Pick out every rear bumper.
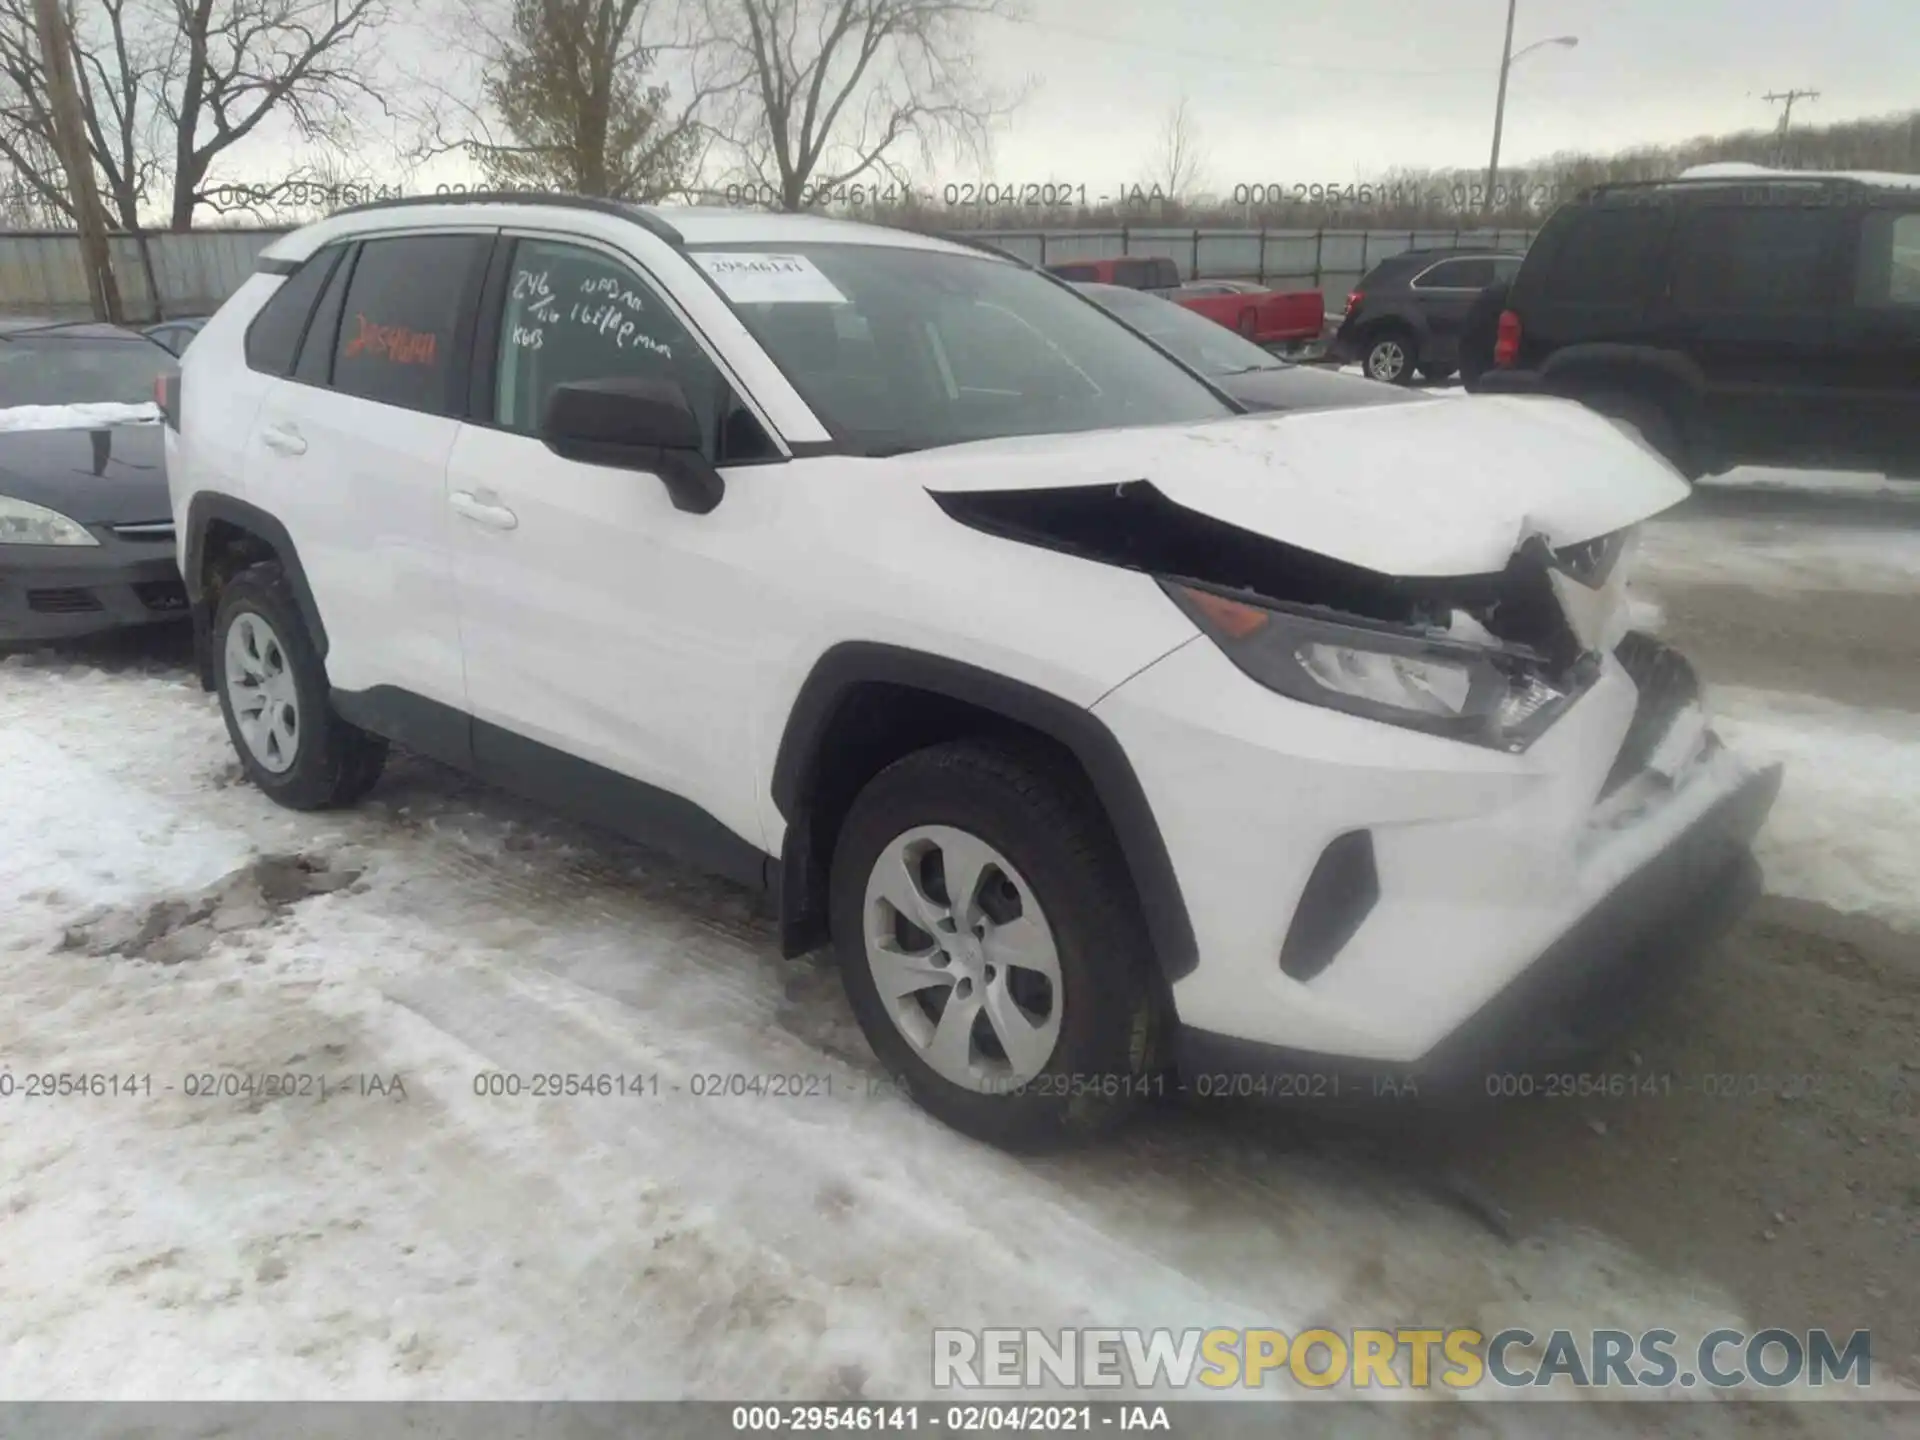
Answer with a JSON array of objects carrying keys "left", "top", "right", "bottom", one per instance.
[
  {"left": 0, "top": 534, "right": 187, "bottom": 643},
  {"left": 1177, "top": 758, "right": 1781, "bottom": 1102}
]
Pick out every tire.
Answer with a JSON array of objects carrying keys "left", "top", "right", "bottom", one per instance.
[
  {"left": 1577, "top": 390, "right": 1700, "bottom": 480},
  {"left": 1418, "top": 363, "right": 1456, "bottom": 383},
  {"left": 212, "top": 561, "right": 388, "bottom": 810},
  {"left": 1362, "top": 329, "right": 1417, "bottom": 385},
  {"left": 829, "top": 739, "right": 1160, "bottom": 1150}
]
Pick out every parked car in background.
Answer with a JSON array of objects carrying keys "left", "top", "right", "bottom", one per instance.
[
  {"left": 0, "top": 320, "right": 186, "bottom": 641},
  {"left": 1164, "top": 281, "right": 1325, "bottom": 351},
  {"left": 1044, "top": 254, "right": 1182, "bottom": 290},
  {"left": 1046, "top": 256, "right": 1325, "bottom": 352},
  {"left": 145, "top": 316, "right": 210, "bottom": 356},
  {"left": 1333, "top": 248, "right": 1525, "bottom": 384},
  {"left": 1476, "top": 166, "right": 1920, "bottom": 479},
  {"left": 1075, "top": 282, "right": 1407, "bottom": 412},
  {"left": 1458, "top": 277, "right": 1513, "bottom": 387}
]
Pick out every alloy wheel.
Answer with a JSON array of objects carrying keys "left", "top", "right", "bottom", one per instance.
[
  {"left": 862, "top": 825, "right": 1064, "bottom": 1092},
  {"left": 1367, "top": 338, "right": 1407, "bottom": 382},
  {"left": 224, "top": 611, "right": 300, "bottom": 773}
]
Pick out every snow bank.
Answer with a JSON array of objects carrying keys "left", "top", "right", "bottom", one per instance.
[
  {"left": 1695, "top": 466, "right": 1920, "bottom": 500},
  {"left": 1710, "top": 686, "right": 1920, "bottom": 933},
  {"left": 0, "top": 400, "right": 162, "bottom": 432},
  {"left": 1638, "top": 516, "right": 1920, "bottom": 594}
]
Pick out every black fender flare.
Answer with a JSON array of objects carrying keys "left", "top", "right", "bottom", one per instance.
[
  {"left": 181, "top": 492, "right": 329, "bottom": 658},
  {"left": 770, "top": 641, "right": 1200, "bottom": 984}
]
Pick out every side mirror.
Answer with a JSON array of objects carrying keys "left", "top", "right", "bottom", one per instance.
[{"left": 541, "top": 377, "right": 725, "bottom": 515}]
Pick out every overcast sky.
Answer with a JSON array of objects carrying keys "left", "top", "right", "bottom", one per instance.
[
  {"left": 228, "top": 0, "right": 1917, "bottom": 204},
  {"left": 961, "top": 0, "right": 1918, "bottom": 188}
]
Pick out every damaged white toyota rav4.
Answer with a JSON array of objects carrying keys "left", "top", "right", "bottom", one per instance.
[{"left": 166, "top": 197, "right": 1781, "bottom": 1148}]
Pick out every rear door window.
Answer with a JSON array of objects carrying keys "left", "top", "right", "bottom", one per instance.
[
  {"left": 1673, "top": 206, "right": 1839, "bottom": 314},
  {"left": 331, "top": 233, "right": 490, "bottom": 415}
]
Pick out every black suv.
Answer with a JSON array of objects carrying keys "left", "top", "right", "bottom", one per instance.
[
  {"left": 1475, "top": 171, "right": 1920, "bottom": 479},
  {"left": 1332, "top": 248, "right": 1524, "bottom": 385}
]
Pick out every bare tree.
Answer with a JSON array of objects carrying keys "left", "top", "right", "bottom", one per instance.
[
  {"left": 466, "top": 0, "right": 700, "bottom": 198},
  {"left": 700, "top": 0, "right": 1022, "bottom": 212},
  {"left": 0, "top": 0, "right": 399, "bottom": 230},
  {"left": 1148, "top": 95, "right": 1204, "bottom": 205}
]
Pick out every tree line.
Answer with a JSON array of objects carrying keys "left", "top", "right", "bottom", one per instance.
[{"left": 0, "top": 0, "right": 1915, "bottom": 234}]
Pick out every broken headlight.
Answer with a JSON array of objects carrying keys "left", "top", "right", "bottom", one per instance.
[{"left": 1162, "top": 580, "right": 1587, "bottom": 751}]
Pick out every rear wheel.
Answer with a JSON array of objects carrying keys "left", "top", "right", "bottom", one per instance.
[
  {"left": 213, "top": 562, "right": 388, "bottom": 810},
  {"left": 829, "top": 740, "right": 1159, "bottom": 1150},
  {"left": 1362, "top": 330, "right": 1417, "bottom": 385},
  {"left": 1237, "top": 308, "right": 1259, "bottom": 338}
]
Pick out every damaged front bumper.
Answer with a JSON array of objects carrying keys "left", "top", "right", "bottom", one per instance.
[
  {"left": 1094, "top": 627, "right": 1782, "bottom": 1092},
  {"left": 1176, "top": 750, "right": 1781, "bottom": 1100}
]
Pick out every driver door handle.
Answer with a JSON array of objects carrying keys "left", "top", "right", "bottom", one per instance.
[{"left": 449, "top": 490, "right": 519, "bottom": 530}]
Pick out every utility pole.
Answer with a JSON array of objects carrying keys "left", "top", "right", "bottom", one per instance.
[
  {"left": 1762, "top": 88, "right": 1820, "bottom": 165},
  {"left": 1484, "top": 0, "right": 1519, "bottom": 215},
  {"left": 30, "top": 0, "right": 123, "bottom": 323}
]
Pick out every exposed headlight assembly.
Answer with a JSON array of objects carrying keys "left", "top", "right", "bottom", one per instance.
[
  {"left": 1162, "top": 579, "right": 1590, "bottom": 751},
  {"left": 0, "top": 495, "right": 99, "bottom": 546}
]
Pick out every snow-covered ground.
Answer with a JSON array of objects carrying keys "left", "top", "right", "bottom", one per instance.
[
  {"left": 2, "top": 492, "right": 1917, "bottom": 1410},
  {"left": 1695, "top": 467, "right": 1920, "bottom": 502},
  {"left": 1707, "top": 688, "right": 1920, "bottom": 933},
  {"left": 0, "top": 655, "right": 1821, "bottom": 1408}
]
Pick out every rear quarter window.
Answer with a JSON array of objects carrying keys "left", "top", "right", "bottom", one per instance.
[
  {"left": 330, "top": 233, "right": 491, "bottom": 415},
  {"left": 1855, "top": 211, "right": 1920, "bottom": 307},
  {"left": 1540, "top": 206, "right": 1670, "bottom": 304},
  {"left": 244, "top": 247, "right": 344, "bottom": 376}
]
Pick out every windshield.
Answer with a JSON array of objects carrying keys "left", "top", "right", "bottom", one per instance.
[
  {"left": 1078, "top": 284, "right": 1287, "bottom": 378},
  {"left": 0, "top": 336, "right": 174, "bottom": 406},
  {"left": 691, "top": 244, "right": 1232, "bottom": 454}
]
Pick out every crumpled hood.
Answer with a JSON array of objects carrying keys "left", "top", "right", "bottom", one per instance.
[{"left": 907, "top": 395, "right": 1690, "bottom": 577}]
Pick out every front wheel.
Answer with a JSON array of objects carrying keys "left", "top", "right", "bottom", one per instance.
[{"left": 829, "top": 740, "right": 1160, "bottom": 1150}]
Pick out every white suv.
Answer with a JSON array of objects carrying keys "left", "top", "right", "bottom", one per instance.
[{"left": 166, "top": 195, "right": 1781, "bottom": 1148}]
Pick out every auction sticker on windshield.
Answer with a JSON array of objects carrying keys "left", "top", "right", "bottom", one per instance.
[{"left": 693, "top": 252, "right": 848, "bottom": 305}]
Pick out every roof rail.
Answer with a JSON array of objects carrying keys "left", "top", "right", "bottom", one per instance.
[
  {"left": 330, "top": 190, "right": 685, "bottom": 246},
  {"left": 1579, "top": 173, "right": 1877, "bottom": 202}
]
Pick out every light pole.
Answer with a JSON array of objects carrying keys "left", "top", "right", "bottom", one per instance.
[{"left": 1484, "top": 2, "right": 1578, "bottom": 215}]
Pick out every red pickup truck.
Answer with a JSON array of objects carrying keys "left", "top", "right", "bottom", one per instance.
[{"left": 1045, "top": 256, "right": 1325, "bottom": 351}]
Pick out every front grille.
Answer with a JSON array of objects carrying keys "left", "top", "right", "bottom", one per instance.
[
  {"left": 133, "top": 578, "right": 189, "bottom": 612},
  {"left": 109, "top": 520, "right": 176, "bottom": 542},
  {"left": 1601, "top": 631, "right": 1701, "bottom": 797},
  {"left": 27, "top": 587, "right": 103, "bottom": 614}
]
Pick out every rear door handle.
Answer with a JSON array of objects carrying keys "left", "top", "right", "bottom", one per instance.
[
  {"left": 449, "top": 490, "right": 519, "bottom": 530},
  {"left": 260, "top": 423, "right": 306, "bottom": 456}
]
